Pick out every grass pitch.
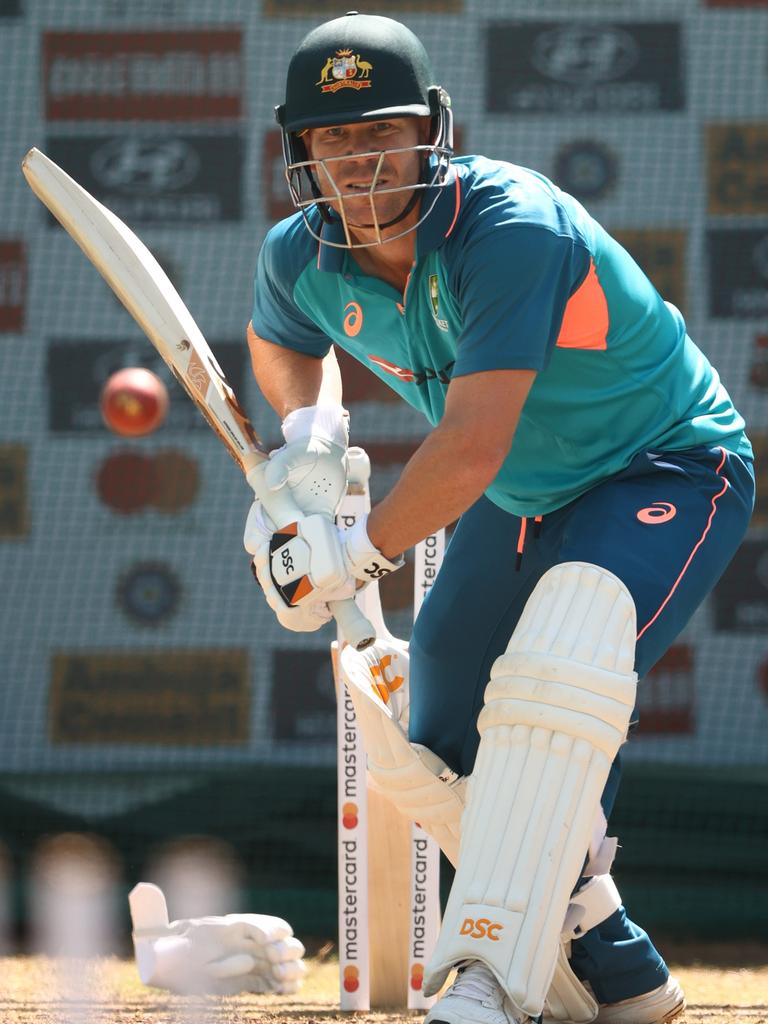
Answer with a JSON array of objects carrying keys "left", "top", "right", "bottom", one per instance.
[{"left": 0, "top": 944, "right": 766, "bottom": 1024}]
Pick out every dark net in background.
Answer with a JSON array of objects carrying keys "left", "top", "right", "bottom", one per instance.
[{"left": 0, "top": 0, "right": 766, "bottom": 946}]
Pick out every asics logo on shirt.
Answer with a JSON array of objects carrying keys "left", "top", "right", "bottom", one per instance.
[
  {"left": 637, "top": 502, "right": 677, "bottom": 524},
  {"left": 343, "top": 301, "right": 363, "bottom": 337},
  {"left": 368, "top": 354, "right": 454, "bottom": 387}
]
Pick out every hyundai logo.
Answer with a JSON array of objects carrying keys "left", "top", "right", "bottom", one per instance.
[
  {"left": 531, "top": 25, "right": 639, "bottom": 84},
  {"left": 90, "top": 138, "right": 200, "bottom": 194}
]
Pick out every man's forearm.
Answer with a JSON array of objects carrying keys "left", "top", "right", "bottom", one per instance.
[
  {"left": 367, "top": 368, "right": 532, "bottom": 558},
  {"left": 247, "top": 323, "right": 342, "bottom": 418},
  {"left": 367, "top": 425, "right": 506, "bottom": 559}
]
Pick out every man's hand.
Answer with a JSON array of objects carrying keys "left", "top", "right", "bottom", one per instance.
[
  {"left": 341, "top": 514, "right": 404, "bottom": 584},
  {"left": 244, "top": 403, "right": 357, "bottom": 632},
  {"left": 129, "top": 883, "right": 307, "bottom": 996},
  {"left": 245, "top": 501, "right": 355, "bottom": 632},
  {"left": 265, "top": 403, "right": 349, "bottom": 518}
]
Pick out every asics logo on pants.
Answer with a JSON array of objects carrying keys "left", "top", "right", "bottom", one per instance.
[{"left": 636, "top": 501, "right": 677, "bottom": 523}]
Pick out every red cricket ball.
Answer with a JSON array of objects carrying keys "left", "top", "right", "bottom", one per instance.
[{"left": 100, "top": 367, "right": 169, "bottom": 437}]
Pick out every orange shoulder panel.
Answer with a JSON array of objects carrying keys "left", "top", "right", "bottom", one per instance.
[{"left": 555, "top": 259, "right": 609, "bottom": 351}]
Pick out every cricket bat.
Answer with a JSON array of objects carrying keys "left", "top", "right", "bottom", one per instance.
[{"left": 21, "top": 146, "right": 374, "bottom": 651}]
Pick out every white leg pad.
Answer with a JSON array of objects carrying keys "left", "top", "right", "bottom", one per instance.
[
  {"left": 423, "top": 563, "right": 638, "bottom": 1019},
  {"left": 546, "top": 946, "right": 598, "bottom": 1024},
  {"left": 339, "top": 639, "right": 467, "bottom": 865},
  {"left": 340, "top": 619, "right": 626, "bottom": 1024}
]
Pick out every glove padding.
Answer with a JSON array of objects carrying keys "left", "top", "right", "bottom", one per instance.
[
  {"left": 245, "top": 501, "right": 355, "bottom": 633},
  {"left": 342, "top": 514, "right": 404, "bottom": 584},
  {"left": 265, "top": 404, "right": 349, "bottom": 518},
  {"left": 129, "top": 883, "right": 307, "bottom": 996}
]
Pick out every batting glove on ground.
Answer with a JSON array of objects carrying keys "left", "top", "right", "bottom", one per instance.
[{"left": 129, "top": 883, "right": 307, "bottom": 996}]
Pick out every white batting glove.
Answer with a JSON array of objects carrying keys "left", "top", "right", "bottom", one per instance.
[
  {"left": 244, "top": 501, "right": 355, "bottom": 633},
  {"left": 264, "top": 403, "right": 350, "bottom": 518},
  {"left": 129, "top": 883, "right": 307, "bottom": 996},
  {"left": 340, "top": 514, "right": 404, "bottom": 585}
]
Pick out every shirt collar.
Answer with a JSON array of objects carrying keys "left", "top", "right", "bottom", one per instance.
[{"left": 315, "top": 161, "right": 461, "bottom": 273}]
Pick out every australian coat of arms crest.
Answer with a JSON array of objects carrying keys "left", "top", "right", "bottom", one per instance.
[{"left": 317, "top": 49, "right": 373, "bottom": 92}]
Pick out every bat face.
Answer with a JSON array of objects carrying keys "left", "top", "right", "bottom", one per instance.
[
  {"left": 21, "top": 147, "right": 269, "bottom": 475},
  {"left": 171, "top": 337, "right": 265, "bottom": 469},
  {"left": 22, "top": 147, "right": 376, "bottom": 652}
]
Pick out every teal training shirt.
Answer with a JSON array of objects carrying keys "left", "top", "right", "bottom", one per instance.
[{"left": 252, "top": 155, "right": 751, "bottom": 517}]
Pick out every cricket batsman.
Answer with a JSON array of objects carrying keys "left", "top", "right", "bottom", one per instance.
[{"left": 241, "top": 12, "right": 755, "bottom": 1024}]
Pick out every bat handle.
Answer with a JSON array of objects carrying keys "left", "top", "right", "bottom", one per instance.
[
  {"left": 247, "top": 465, "right": 376, "bottom": 651},
  {"left": 329, "top": 598, "right": 376, "bottom": 651}
]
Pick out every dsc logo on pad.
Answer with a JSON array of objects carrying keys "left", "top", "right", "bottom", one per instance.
[{"left": 460, "top": 917, "right": 503, "bottom": 941}]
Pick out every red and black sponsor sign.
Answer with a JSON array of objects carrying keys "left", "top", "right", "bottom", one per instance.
[
  {"left": 47, "top": 339, "right": 247, "bottom": 433},
  {"left": 707, "top": 124, "right": 768, "bottom": 216},
  {"left": 43, "top": 29, "right": 243, "bottom": 121},
  {"left": 44, "top": 134, "right": 243, "bottom": 224},
  {"left": 759, "top": 656, "right": 768, "bottom": 702},
  {"left": 264, "top": 130, "right": 295, "bottom": 223},
  {"left": 707, "top": 228, "right": 768, "bottom": 318},
  {"left": 636, "top": 644, "right": 694, "bottom": 735},
  {"left": 713, "top": 539, "right": 768, "bottom": 631},
  {"left": 486, "top": 21, "right": 684, "bottom": 114},
  {"left": 0, "top": 241, "right": 25, "bottom": 332}
]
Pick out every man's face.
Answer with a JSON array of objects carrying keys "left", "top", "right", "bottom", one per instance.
[{"left": 304, "top": 116, "right": 429, "bottom": 236}]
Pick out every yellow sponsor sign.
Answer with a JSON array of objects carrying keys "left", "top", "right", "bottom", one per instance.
[
  {"left": 613, "top": 229, "right": 687, "bottom": 316},
  {"left": 707, "top": 124, "right": 768, "bottom": 215},
  {"left": 50, "top": 649, "right": 249, "bottom": 745}
]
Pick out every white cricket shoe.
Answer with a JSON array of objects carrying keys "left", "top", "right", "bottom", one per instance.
[
  {"left": 594, "top": 976, "right": 686, "bottom": 1024},
  {"left": 424, "top": 961, "right": 533, "bottom": 1024}
]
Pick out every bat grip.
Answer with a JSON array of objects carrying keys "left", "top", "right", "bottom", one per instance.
[
  {"left": 329, "top": 598, "right": 376, "bottom": 652},
  {"left": 247, "top": 465, "right": 376, "bottom": 651}
]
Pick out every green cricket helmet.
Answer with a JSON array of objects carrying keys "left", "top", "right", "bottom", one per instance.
[{"left": 275, "top": 11, "right": 453, "bottom": 247}]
